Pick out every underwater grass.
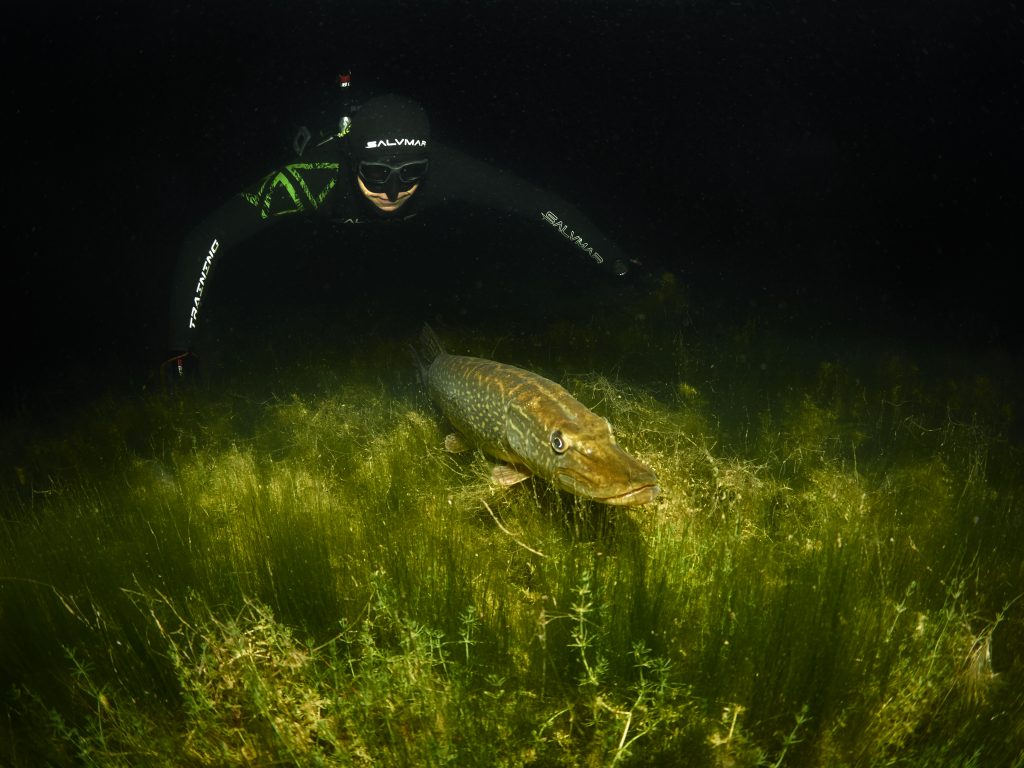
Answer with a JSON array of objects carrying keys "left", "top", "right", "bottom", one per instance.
[{"left": 2, "top": 296, "right": 1023, "bottom": 766}]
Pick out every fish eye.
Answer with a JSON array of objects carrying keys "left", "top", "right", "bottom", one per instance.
[{"left": 550, "top": 429, "right": 567, "bottom": 454}]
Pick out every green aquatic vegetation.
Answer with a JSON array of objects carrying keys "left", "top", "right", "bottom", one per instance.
[{"left": 1, "top": 313, "right": 1022, "bottom": 766}]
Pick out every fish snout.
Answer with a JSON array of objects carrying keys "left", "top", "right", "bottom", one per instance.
[
  {"left": 555, "top": 443, "right": 660, "bottom": 506},
  {"left": 603, "top": 480, "right": 661, "bottom": 506}
]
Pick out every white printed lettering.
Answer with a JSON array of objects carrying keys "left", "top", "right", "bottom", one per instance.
[
  {"left": 540, "top": 210, "right": 604, "bottom": 264},
  {"left": 188, "top": 238, "right": 220, "bottom": 329},
  {"left": 365, "top": 138, "right": 428, "bottom": 150}
]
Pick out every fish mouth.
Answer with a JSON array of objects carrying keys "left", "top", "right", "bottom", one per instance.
[
  {"left": 596, "top": 483, "right": 661, "bottom": 507},
  {"left": 555, "top": 470, "right": 661, "bottom": 506}
]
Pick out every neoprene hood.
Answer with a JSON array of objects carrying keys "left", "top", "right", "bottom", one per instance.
[{"left": 349, "top": 94, "right": 431, "bottom": 162}]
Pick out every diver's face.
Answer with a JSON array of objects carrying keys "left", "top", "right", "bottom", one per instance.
[{"left": 357, "top": 176, "right": 419, "bottom": 213}]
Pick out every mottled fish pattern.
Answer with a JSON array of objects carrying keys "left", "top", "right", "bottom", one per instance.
[{"left": 416, "top": 325, "right": 660, "bottom": 506}]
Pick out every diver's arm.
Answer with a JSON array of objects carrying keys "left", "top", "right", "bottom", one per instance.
[
  {"left": 167, "top": 195, "right": 271, "bottom": 353},
  {"left": 428, "top": 144, "right": 635, "bottom": 276},
  {"left": 167, "top": 154, "right": 344, "bottom": 352}
]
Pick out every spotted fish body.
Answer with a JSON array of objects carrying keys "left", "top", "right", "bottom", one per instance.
[{"left": 417, "top": 325, "right": 660, "bottom": 506}]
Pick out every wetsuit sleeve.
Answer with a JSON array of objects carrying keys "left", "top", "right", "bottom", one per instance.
[
  {"left": 167, "top": 155, "right": 343, "bottom": 352},
  {"left": 427, "top": 144, "right": 634, "bottom": 277},
  {"left": 167, "top": 195, "right": 271, "bottom": 352}
]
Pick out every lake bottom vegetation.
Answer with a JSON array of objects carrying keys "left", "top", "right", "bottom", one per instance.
[{"left": 2, "top": 291, "right": 1022, "bottom": 766}]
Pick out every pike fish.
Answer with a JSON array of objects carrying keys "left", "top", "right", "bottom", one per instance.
[{"left": 415, "top": 325, "right": 660, "bottom": 506}]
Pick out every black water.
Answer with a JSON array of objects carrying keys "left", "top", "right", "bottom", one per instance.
[{"left": 5, "top": 1, "right": 1021, "bottom": 416}]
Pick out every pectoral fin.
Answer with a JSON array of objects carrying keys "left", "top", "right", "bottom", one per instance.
[
  {"left": 491, "top": 464, "right": 533, "bottom": 487},
  {"left": 444, "top": 433, "right": 473, "bottom": 453}
]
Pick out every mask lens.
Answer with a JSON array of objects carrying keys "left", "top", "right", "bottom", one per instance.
[
  {"left": 358, "top": 162, "right": 392, "bottom": 186},
  {"left": 397, "top": 160, "right": 429, "bottom": 183},
  {"left": 358, "top": 159, "right": 429, "bottom": 190}
]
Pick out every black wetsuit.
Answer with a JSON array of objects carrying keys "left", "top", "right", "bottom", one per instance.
[{"left": 168, "top": 131, "right": 633, "bottom": 352}]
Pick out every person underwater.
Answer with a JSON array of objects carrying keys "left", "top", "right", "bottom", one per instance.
[{"left": 164, "top": 91, "right": 647, "bottom": 381}]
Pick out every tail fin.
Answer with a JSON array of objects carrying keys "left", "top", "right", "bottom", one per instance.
[
  {"left": 419, "top": 323, "right": 445, "bottom": 366},
  {"left": 410, "top": 323, "right": 446, "bottom": 384}
]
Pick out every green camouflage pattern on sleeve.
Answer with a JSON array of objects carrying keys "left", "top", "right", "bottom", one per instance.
[{"left": 241, "top": 161, "right": 340, "bottom": 219}]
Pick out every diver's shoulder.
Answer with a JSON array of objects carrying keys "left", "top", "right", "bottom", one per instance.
[
  {"left": 297, "top": 132, "right": 347, "bottom": 164},
  {"left": 429, "top": 141, "right": 504, "bottom": 181}
]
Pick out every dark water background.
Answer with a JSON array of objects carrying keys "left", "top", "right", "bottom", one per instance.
[{"left": 4, "top": 1, "right": 1021, "bottom": 414}]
